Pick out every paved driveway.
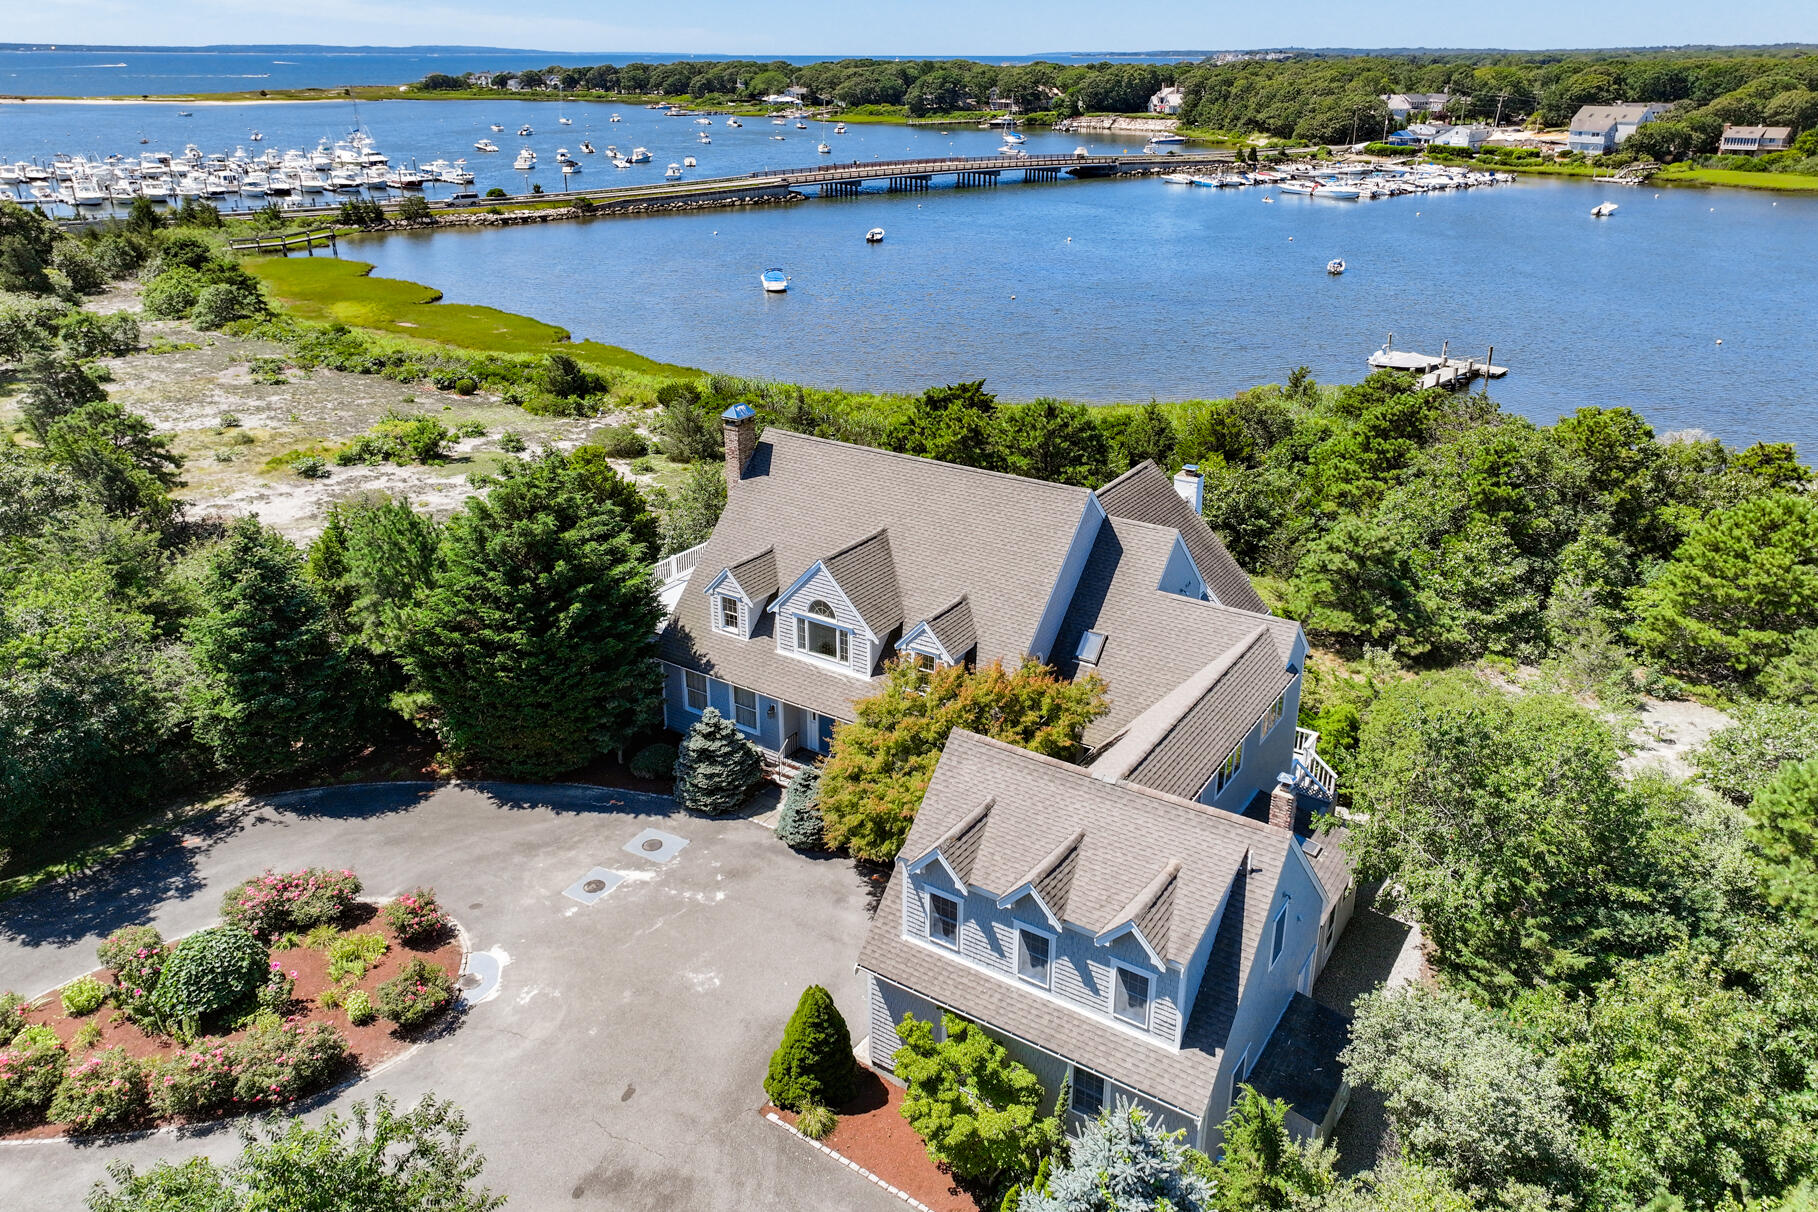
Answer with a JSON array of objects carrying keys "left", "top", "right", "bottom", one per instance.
[{"left": 0, "top": 783, "right": 900, "bottom": 1211}]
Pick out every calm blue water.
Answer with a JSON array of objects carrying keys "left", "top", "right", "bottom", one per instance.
[
  {"left": 4, "top": 98, "right": 1814, "bottom": 453},
  {"left": 0, "top": 46, "right": 1205, "bottom": 97}
]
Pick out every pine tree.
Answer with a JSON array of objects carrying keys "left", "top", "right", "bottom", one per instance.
[
  {"left": 1023, "top": 1101, "right": 1211, "bottom": 1212},
  {"left": 763, "top": 984, "right": 857, "bottom": 1111},
  {"left": 1210, "top": 1087, "right": 1334, "bottom": 1211},
  {"left": 674, "top": 707, "right": 762, "bottom": 816},
  {"left": 400, "top": 450, "right": 662, "bottom": 776},
  {"left": 184, "top": 517, "right": 362, "bottom": 778},
  {"left": 775, "top": 764, "right": 824, "bottom": 850}
]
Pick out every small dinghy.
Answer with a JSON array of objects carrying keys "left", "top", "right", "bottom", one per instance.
[
  {"left": 1591, "top": 201, "right": 1619, "bottom": 217},
  {"left": 1327, "top": 259, "right": 1346, "bottom": 275},
  {"left": 865, "top": 228, "right": 885, "bottom": 244}
]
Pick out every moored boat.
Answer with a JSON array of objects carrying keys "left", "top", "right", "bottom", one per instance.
[
  {"left": 761, "top": 268, "right": 789, "bottom": 293},
  {"left": 865, "top": 227, "right": 885, "bottom": 243}
]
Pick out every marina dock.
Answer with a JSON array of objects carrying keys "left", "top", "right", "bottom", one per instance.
[{"left": 1368, "top": 339, "right": 1508, "bottom": 390}]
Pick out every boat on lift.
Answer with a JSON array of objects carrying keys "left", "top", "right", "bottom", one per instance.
[{"left": 761, "top": 268, "right": 790, "bottom": 293}]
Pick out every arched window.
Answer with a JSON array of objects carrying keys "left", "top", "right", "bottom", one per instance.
[
  {"left": 806, "top": 599, "right": 836, "bottom": 620},
  {"left": 796, "top": 599, "right": 849, "bottom": 664}
]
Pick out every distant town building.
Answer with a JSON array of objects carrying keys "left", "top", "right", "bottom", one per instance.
[
  {"left": 470, "top": 72, "right": 494, "bottom": 89},
  {"left": 1720, "top": 124, "right": 1794, "bottom": 155},
  {"left": 760, "top": 93, "right": 802, "bottom": 106},
  {"left": 1382, "top": 92, "right": 1450, "bottom": 121},
  {"left": 543, "top": 74, "right": 564, "bottom": 90},
  {"left": 1566, "top": 102, "right": 1668, "bottom": 155},
  {"left": 1149, "top": 87, "right": 1185, "bottom": 115},
  {"left": 1431, "top": 124, "right": 1489, "bottom": 150}
]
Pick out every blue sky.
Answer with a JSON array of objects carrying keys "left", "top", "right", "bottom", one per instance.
[{"left": 12, "top": 0, "right": 1818, "bottom": 54}]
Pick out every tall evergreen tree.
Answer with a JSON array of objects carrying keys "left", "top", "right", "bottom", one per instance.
[
  {"left": 763, "top": 984, "right": 857, "bottom": 1111},
  {"left": 184, "top": 517, "right": 361, "bottom": 779},
  {"left": 1209, "top": 1088, "right": 1333, "bottom": 1211},
  {"left": 400, "top": 450, "right": 661, "bottom": 776},
  {"left": 673, "top": 707, "right": 762, "bottom": 816}
]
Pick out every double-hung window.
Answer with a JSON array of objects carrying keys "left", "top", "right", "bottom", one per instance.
[
  {"left": 1264, "top": 692, "right": 1286, "bottom": 736},
  {"left": 1070, "top": 1068, "right": 1105, "bottom": 1116},
  {"left": 1213, "top": 742, "right": 1244, "bottom": 796},
  {"left": 683, "top": 669, "right": 708, "bottom": 712},
  {"left": 717, "top": 595, "right": 741, "bottom": 634},
  {"left": 733, "top": 686, "right": 759, "bottom": 731},
  {"left": 926, "top": 892, "right": 960, "bottom": 949},
  {"left": 796, "top": 600, "right": 850, "bottom": 665},
  {"left": 1113, "top": 965, "right": 1152, "bottom": 1028},
  {"left": 1016, "top": 926, "right": 1051, "bottom": 988}
]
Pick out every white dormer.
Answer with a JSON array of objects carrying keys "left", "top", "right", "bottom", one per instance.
[
  {"left": 700, "top": 547, "right": 777, "bottom": 642},
  {"left": 770, "top": 530, "right": 901, "bottom": 678},
  {"left": 896, "top": 595, "right": 976, "bottom": 670}
]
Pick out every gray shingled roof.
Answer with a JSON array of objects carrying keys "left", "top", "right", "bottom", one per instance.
[
  {"left": 1093, "top": 629, "right": 1296, "bottom": 802},
  {"left": 1248, "top": 993, "right": 1351, "bottom": 1125},
  {"left": 1056, "top": 516, "right": 1301, "bottom": 748},
  {"left": 860, "top": 731, "right": 1299, "bottom": 1114},
  {"left": 657, "top": 430, "right": 1093, "bottom": 720},
  {"left": 1570, "top": 103, "right": 1658, "bottom": 129},
  {"left": 1096, "top": 462, "right": 1265, "bottom": 614},
  {"left": 823, "top": 528, "right": 903, "bottom": 639},
  {"left": 918, "top": 596, "right": 977, "bottom": 661},
  {"left": 722, "top": 547, "right": 778, "bottom": 604}
]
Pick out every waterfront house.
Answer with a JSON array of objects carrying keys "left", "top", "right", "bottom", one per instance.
[
  {"left": 470, "top": 72, "right": 494, "bottom": 89},
  {"left": 1431, "top": 124, "right": 1489, "bottom": 150},
  {"left": 656, "top": 407, "right": 1333, "bottom": 813},
  {"left": 856, "top": 730, "right": 1356, "bottom": 1150},
  {"left": 1149, "top": 87, "right": 1185, "bottom": 115},
  {"left": 1720, "top": 124, "right": 1793, "bottom": 155},
  {"left": 1567, "top": 102, "right": 1668, "bottom": 155},
  {"left": 1381, "top": 92, "right": 1450, "bottom": 121}
]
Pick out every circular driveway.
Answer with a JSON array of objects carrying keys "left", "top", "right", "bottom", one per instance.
[{"left": 0, "top": 782, "right": 899, "bottom": 1211}]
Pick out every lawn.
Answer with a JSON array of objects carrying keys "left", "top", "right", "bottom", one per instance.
[
  {"left": 246, "top": 256, "right": 697, "bottom": 377},
  {"left": 1659, "top": 167, "right": 1818, "bottom": 192}
]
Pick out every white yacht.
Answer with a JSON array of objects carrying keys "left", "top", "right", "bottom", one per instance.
[
  {"left": 628, "top": 147, "right": 651, "bottom": 163},
  {"left": 474, "top": 139, "right": 499, "bottom": 153},
  {"left": 513, "top": 149, "right": 537, "bottom": 171},
  {"left": 665, "top": 162, "right": 683, "bottom": 179}
]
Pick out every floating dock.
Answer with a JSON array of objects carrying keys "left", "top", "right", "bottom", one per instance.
[{"left": 1367, "top": 339, "right": 1507, "bottom": 390}]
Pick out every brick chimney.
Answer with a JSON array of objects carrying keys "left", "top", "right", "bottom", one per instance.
[
  {"left": 721, "top": 402, "right": 757, "bottom": 489},
  {"left": 1172, "top": 463, "right": 1204, "bottom": 514},
  {"left": 1268, "top": 776, "right": 1298, "bottom": 833}
]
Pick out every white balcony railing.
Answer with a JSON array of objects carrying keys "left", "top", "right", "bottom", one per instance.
[
  {"left": 1293, "top": 727, "right": 1338, "bottom": 801},
  {"left": 653, "top": 542, "right": 706, "bottom": 587}
]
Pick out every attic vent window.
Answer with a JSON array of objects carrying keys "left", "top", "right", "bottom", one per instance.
[{"left": 1076, "top": 630, "right": 1107, "bottom": 666}]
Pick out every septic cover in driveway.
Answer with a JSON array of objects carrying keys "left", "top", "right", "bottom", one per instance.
[
  {"left": 623, "top": 828, "right": 688, "bottom": 863},
  {"left": 562, "top": 866, "right": 626, "bottom": 904}
]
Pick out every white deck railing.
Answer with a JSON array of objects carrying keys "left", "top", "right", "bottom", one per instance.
[
  {"left": 1293, "top": 727, "right": 1338, "bottom": 800},
  {"left": 652, "top": 542, "right": 706, "bottom": 586}
]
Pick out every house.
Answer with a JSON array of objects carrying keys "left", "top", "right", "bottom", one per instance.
[
  {"left": 1721, "top": 124, "right": 1793, "bottom": 154},
  {"left": 856, "top": 730, "right": 1356, "bottom": 1152},
  {"left": 1381, "top": 92, "right": 1450, "bottom": 121},
  {"left": 760, "top": 93, "right": 802, "bottom": 106},
  {"left": 1430, "top": 124, "right": 1489, "bottom": 150},
  {"left": 1149, "top": 87, "right": 1185, "bottom": 115},
  {"left": 1567, "top": 102, "right": 1668, "bottom": 155},
  {"left": 655, "top": 408, "right": 1331, "bottom": 814},
  {"left": 470, "top": 72, "right": 494, "bottom": 89}
]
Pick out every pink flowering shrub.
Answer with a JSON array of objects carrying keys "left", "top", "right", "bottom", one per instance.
[
  {"left": 47, "top": 1047, "right": 146, "bottom": 1132},
  {"left": 0, "top": 991, "right": 25, "bottom": 1044},
  {"left": 376, "top": 958, "right": 455, "bottom": 1030},
  {"left": 255, "top": 962, "right": 296, "bottom": 1015},
  {"left": 382, "top": 887, "right": 452, "bottom": 946},
  {"left": 147, "top": 1043, "right": 236, "bottom": 1118},
  {"left": 220, "top": 868, "right": 362, "bottom": 939},
  {"left": 229, "top": 1020, "right": 349, "bottom": 1109},
  {"left": 95, "top": 927, "right": 167, "bottom": 1024},
  {"left": 0, "top": 1027, "right": 67, "bottom": 1122}
]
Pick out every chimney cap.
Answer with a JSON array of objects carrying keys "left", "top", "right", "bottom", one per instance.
[
  {"left": 721, "top": 401, "right": 757, "bottom": 422},
  {"left": 1177, "top": 463, "right": 1200, "bottom": 476}
]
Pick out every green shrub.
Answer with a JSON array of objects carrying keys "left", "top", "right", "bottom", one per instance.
[
  {"left": 318, "top": 979, "right": 357, "bottom": 1011},
  {"left": 221, "top": 868, "right": 363, "bottom": 939},
  {"left": 49, "top": 1047, "right": 146, "bottom": 1131},
  {"left": 629, "top": 743, "right": 678, "bottom": 779},
  {"left": 97, "top": 926, "right": 167, "bottom": 1024},
  {"left": 675, "top": 708, "right": 763, "bottom": 817},
  {"left": 594, "top": 424, "right": 650, "bottom": 458},
  {"left": 141, "top": 265, "right": 203, "bottom": 318},
  {"left": 148, "top": 1044, "right": 236, "bottom": 1118},
  {"left": 256, "top": 963, "right": 296, "bottom": 1015},
  {"left": 229, "top": 1019, "right": 349, "bottom": 1109},
  {"left": 153, "top": 926, "right": 269, "bottom": 1028},
  {"left": 0, "top": 992, "right": 25, "bottom": 1045},
  {"left": 454, "top": 376, "right": 478, "bottom": 395},
  {"left": 797, "top": 1102, "right": 838, "bottom": 1140},
  {"left": 247, "top": 357, "right": 287, "bottom": 385},
  {"left": 776, "top": 765, "right": 825, "bottom": 850},
  {"left": 294, "top": 455, "right": 329, "bottom": 479},
  {"left": 376, "top": 958, "right": 455, "bottom": 1030},
  {"left": 73, "top": 1022, "right": 102, "bottom": 1051},
  {"left": 190, "top": 282, "right": 266, "bottom": 330},
  {"left": 61, "top": 976, "right": 108, "bottom": 1017},
  {"left": 497, "top": 430, "right": 527, "bottom": 453},
  {"left": 383, "top": 889, "right": 451, "bottom": 946},
  {"left": 344, "top": 989, "right": 376, "bottom": 1026},
  {"left": 326, "top": 932, "right": 389, "bottom": 982},
  {"left": 764, "top": 984, "right": 857, "bottom": 1111},
  {"left": 52, "top": 242, "right": 106, "bottom": 294},
  {"left": 0, "top": 1028, "right": 67, "bottom": 1122},
  {"left": 303, "top": 924, "right": 342, "bottom": 949}
]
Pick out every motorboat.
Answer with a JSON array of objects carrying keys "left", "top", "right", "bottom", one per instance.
[
  {"left": 556, "top": 148, "right": 571, "bottom": 160},
  {"left": 1190, "top": 175, "right": 1219, "bottom": 187},
  {"left": 726, "top": 118, "right": 741, "bottom": 127},
  {"left": 563, "top": 163, "right": 581, "bottom": 177},
  {"left": 1147, "top": 133, "right": 1186, "bottom": 145},
  {"left": 817, "top": 142, "right": 831, "bottom": 154},
  {"left": 699, "top": 133, "right": 712, "bottom": 144},
  {"left": 71, "top": 178, "right": 106, "bottom": 206},
  {"left": 865, "top": 227, "right": 885, "bottom": 243},
  {"left": 1591, "top": 201, "right": 1619, "bottom": 217},
  {"left": 771, "top": 134, "right": 786, "bottom": 141},
  {"left": 796, "top": 120, "right": 807, "bottom": 130},
  {"left": 491, "top": 123, "right": 504, "bottom": 131},
  {"left": 760, "top": 268, "right": 790, "bottom": 293},
  {"left": 474, "top": 139, "right": 499, "bottom": 152},
  {"left": 771, "top": 115, "right": 787, "bottom": 125},
  {"left": 518, "top": 125, "right": 533, "bottom": 136},
  {"left": 250, "top": 130, "right": 263, "bottom": 142},
  {"left": 580, "top": 141, "right": 595, "bottom": 154},
  {"left": 1319, "top": 186, "right": 1361, "bottom": 200},
  {"left": 1074, "top": 146, "right": 1090, "bottom": 157},
  {"left": 1277, "top": 180, "right": 1316, "bottom": 194},
  {"left": 559, "top": 116, "right": 573, "bottom": 125},
  {"left": 1327, "top": 259, "right": 1346, "bottom": 275},
  {"left": 628, "top": 147, "right": 651, "bottom": 163},
  {"left": 610, "top": 114, "right": 622, "bottom": 122},
  {"left": 696, "top": 117, "right": 713, "bottom": 125},
  {"left": 513, "top": 149, "right": 536, "bottom": 170},
  {"left": 835, "top": 124, "right": 846, "bottom": 134},
  {"left": 683, "top": 156, "right": 697, "bottom": 167},
  {"left": 241, "top": 171, "right": 268, "bottom": 196},
  {"left": 665, "top": 162, "right": 683, "bottom": 179},
  {"left": 1163, "top": 173, "right": 1194, "bottom": 184}
]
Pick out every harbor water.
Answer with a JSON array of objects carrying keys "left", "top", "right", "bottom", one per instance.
[{"left": 5, "top": 98, "right": 1816, "bottom": 452}]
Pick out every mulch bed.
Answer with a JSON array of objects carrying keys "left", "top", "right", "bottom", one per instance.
[
  {"left": 766, "top": 1068, "right": 982, "bottom": 1212},
  {"left": 4, "top": 902, "right": 464, "bottom": 1140}
]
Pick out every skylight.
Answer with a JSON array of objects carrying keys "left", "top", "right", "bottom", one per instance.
[{"left": 1076, "top": 630, "right": 1106, "bottom": 665}]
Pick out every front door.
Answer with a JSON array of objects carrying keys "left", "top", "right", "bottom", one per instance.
[{"left": 813, "top": 712, "right": 836, "bottom": 753}]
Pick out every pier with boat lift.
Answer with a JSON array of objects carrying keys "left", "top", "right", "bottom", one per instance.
[{"left": 1368, "top": 337, "right": 1509, "bottom": 390}]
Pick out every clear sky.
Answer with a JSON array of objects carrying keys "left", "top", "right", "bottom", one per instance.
[{"left": 10, "top": 0, "right": 1817, "bottom": 56}]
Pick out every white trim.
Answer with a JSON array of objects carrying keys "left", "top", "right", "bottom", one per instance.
[
  {"left": 715, "top": 593, "right": 744, "bottom": 636},
  {"left": 995, "top": 884, "right": 1062, "bottom": 930},
  {"left": 895, "top": 619, "right": 957, "bottom": 666},
  {"left": 794, "top": 611, "right": 853, "bottom": 667},
  {"left": 1013, "top": 919, "right": 1055, "bottom": 990},
  {"left": 768, "top": 559, "right": 880, "bottom": 642},
  {"left": 1093, "top": 919, "right": 1166, "bottom": 970},
  {"left": 700, "top": 567, "right": 749, "bottom": 601},
  {"left": 924, "top": 889, "right": 962, "bottom": 951},
  {"left": 905, "top": 850, "right": 969, "bottom": 897},
  {"left": 732, "top": 685, "right": 760, "bottom": 733},
  {"left": 681, "top": 668, "right": 709, "bottom": 713},
  {"left": 1207, "top": 739, "right": 1245, "bottom": 799},
  {"left": 1268, "top": 901, "right": 1289, "bottom": 967},
  {"left": 1108, "top": 958, "right": 1155, "bottom": 1030},
  {"left": 1263, "top": 690, "right": 1287, "bottom": 738}
]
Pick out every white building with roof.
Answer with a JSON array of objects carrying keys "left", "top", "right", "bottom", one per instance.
[{"left": 1567, "top": 102, "right": 1668, "bottom": 155}]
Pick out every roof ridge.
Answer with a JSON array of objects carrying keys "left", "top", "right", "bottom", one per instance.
[
  {"left": 1086, "top": 626, "right": 1271, "bottom": 780},
  {"left": 1104, "top": 859, "right": 1182, "bottom": 938},
  {"left": 1095, "top": 459, "right": 1161, "bottom": 497},
  {"left": 762, "top": 428, "right": 1093, "bottom": 501},
  {"left": 823, "top": 526, "right": 891, "bottom": 563}
]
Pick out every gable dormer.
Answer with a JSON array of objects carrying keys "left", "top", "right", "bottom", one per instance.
[
  {"left": 701, "top": 547, "right": 777, "bottom": 641},
  {"left": 897, "top": 595, "right": 976, "bottom": 670},
  {"left": 771, "top": 529, "right": 902, "bottom": 676}
]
